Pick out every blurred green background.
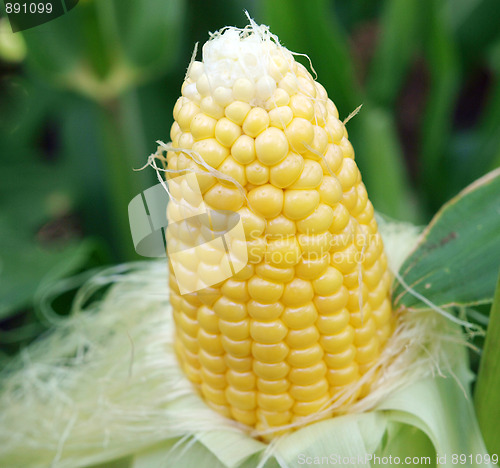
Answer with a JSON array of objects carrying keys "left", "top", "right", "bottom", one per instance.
[{"left": 1, "top": 0, "right": 499, "bottom": 359}]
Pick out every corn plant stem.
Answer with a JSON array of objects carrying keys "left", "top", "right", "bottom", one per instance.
[
  {"left": 94, "top": 0, "right": 122, "bottom": 55},
  {"left": 367, "top": 0, "right": 420, "bottom": 108},
  {"left": 419, "top": 0, "right": 461, "bottom": 212},
  {"left": 98, "top": 92, "right": 150, "bottom": 262},
  {"left": 352, "top": 0, "right": 421, "bottom": 221},
  {"left": 459, "top": 77, "right": 500, "bottom": 187},
  {"left": 353, "top": 0, "right": 421, "bottom": 221},
  {"left": 355, "top": 109, "right": 418, "bottom": 222},
  {"left": 479, "top": 77, "right": 500, "bottom": 172},
  {"left": 86, "top": 0, "right": 151, "bottom": 261},
  {"left": 474, "top": 271, "right": 500, "bottom": 456},
  {"left": 490, "top": 148, "right": 500, "bottom": 173}
]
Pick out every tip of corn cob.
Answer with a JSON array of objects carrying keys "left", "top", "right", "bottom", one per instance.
[{"left": 183, "top": 20, "right": 307, "bottom": 109}]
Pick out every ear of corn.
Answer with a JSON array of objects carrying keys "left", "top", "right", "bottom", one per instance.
[{"left": 165, "top": 22, "right": 394, "bottom": 437}]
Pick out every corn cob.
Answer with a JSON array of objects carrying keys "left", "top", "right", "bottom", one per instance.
[{"left": 165, "top": 22, "right": 393, "bottom": 436}]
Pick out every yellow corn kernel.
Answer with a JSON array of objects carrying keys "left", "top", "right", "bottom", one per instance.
[
  {"left": 252, "top": 341, "right": 289, "bottom": 363},
  {"left": 257, "top": 378, "right": 289, "bottom": 394},
  {"left": 168, "top": 23, "right": 394, "bottom": 439},
  {"left": 219, "top": 318, "right": 250, "bottom": 341},
  {"left": 281, "top": 278, "right": 314, "bottom": 307},
  {"left": 247, "top": 276, "right": 284, "bottom": 303},
  {"left": 316, "top": 308, "right": 350, "bottom": 335},
  {"left": 289, "top": 160, "right": 323, "bottom": 189},
  {"left": 257, "top": 392, "right": 294, "bottom": 412},
  {"left": 285, "top": 117, "right": 314, "bottom": 153},
  {"left": 320, "top": 144, "right": 343, "bottom": 174},
  {"left": 191, "top": 138, "right": 228, "bottom": 168},
  {"left": 225, "top": 100, "right": 251, "bottom": 125},
  {"left": 257, "top": 409, "right": 291, "bottom": 426},
  {"left": 176, "top": 101, "right": 200, "bottom": 131},
  {"left": 293, "top": 395, "right": 330, "bottom": 417},
  {"left": 232, "top": 407, "right": 257, "bottom": 426},
  {"left": 203, "top": 183, "right": 244, "bottom": 211},
  {"left": 226, "top": 386, "right": 257, "bottom": 410},
  {"left": 265, "top": 236, "right": 301, "bottom": 268},
  {"left": 253, "top": 360, "right": 290, "bottom": 380},
  {"left": 250, "top": 319, "right": 288, "bottom": 344},
  {"left": 255, "top": 127, "right": 289, "bottom": 166},
  {"left": 227, "top": 369, "right": 256, "bottom": 390},
  {"left": 233, "top": 78, "right": 256, "bottom": 103},
  {"left": 289, "top": 361, "right": 327, "bottom": 385},
  {"left": 303, "top": 126, "right": 329, "bottom": 161},
  {"left": 215, "top": 117, "right": 242, "bottom": 147},
  {"left": 200, "top": 367, "right": 226, "bottom": 389},
  {"left": 290, "top": 379, "right": 329, "bottom": 402},
  {"left": 286, "top": 326, "right": 320, "bottom": 349},
  {"left": 324, "top": 345, "right": 356, "bottom": 369},
  {"left": 265, "top": 214, "right": 296, "bottom": 238},
  {"left": 221, "top": 336, "right": 252, "bottom": 357},
  {"left": 190, "top": 113, "right": 217, "bottom": 141},
  {"left": 269, "top": 106, "right": 294, "bottom": 129},
  {"left": 243, "top": 107, "right": 270, "bottom": 138},
  {"left": 247, "top": 300, "right": 283, "bottom": 320},
  {"left": 200, "top": 96, "right": 224, "bottom": 119},
  {"left": 255, "top": 263, "right": 295, "bottom": 283},
  {"left": 289, "top": 94, "right": 314, "bottom": 121},
  {"left": 245, "top": 160, "right": 269, "bottom": 186},
  {"left": 318, "top": 176, "right": 343, "bottom": 206},
  {"left": 231, "top": 134, "right": 256, "bottom": 164},
  {"left": 283, "top": 189, "right": 320, "bottom": 220},
  {"left": 282, "top": 302, "right": 317, "bottom": 329},
  {"left": 269, "top": 152, "right": 304, "bottom": 188},
  {"left": 287, "top": 343, "right": 323, "bottom": 367},
  {"left": 225, "top": 354, "right": 252, "bottom": 372},
  {"left": 265, "top": 88, "right": 290, "bottom": 109}
]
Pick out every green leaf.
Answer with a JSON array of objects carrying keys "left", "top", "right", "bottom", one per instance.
[
  {"left": 367, "top": 0, "right": 421, "bottom": 107},
  {"left": 22, "top": 5, "right": 83, "bottom": 77},
  {"left": 196, "top": 430, "right": 265, "bottom": 468},
  {"left": 114, "top": 0, "right": 186, "bottom": 74},
  {"left": 238, "top": 454, "right": 280, "bottom": 468},
  {"left": 353, "top": 108, "right": 417, "bottom": 222},
  {"left": 88, "top": 456, "right": 133, "bottom": 468},
  {"left": 0, "top": 157, "right": 97, "bottom": 320},
  {"left": 0, "top": 228, "right": 96, "bottom": 320},
  {"left": 451, "top": 0, "right": 500, "bottom": 66},
  {"left": 377, "top": 422, "right": 436, "bottom": 466},
  {"left": 274, "top": 412, "right": 387, "bottom": 467},
  {"left": 456, "top": 43, "right": 500, "bottom": 184},
  {"left": 394, "top": 168, "right": 500, "bottom": 310},
  {"left": 376, "top": 350, "right": 487, "bottom": 465},
  {"left": 133, "top": 439, "right": 228, "bottom": 468},
  {"left": 419, "top": 0, "right": 461, "bottom": 210},
  {"left": 475, "top": 271, "right": 500, "bottom": 456}
]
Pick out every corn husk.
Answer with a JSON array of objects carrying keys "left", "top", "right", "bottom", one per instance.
[{"left": 0, "top": 217, "right": 492, "bottom": 468}]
